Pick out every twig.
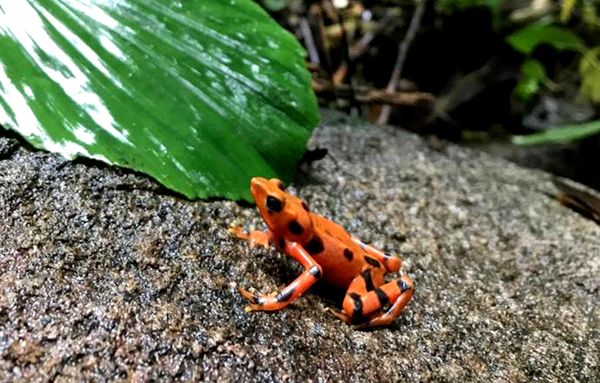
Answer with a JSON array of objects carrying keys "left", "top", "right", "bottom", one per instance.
[
  {"left": 312, "top": 78, "right": 436, "bottom": 108},
  {"left": 326, "top": 0, "right": 358, "bottom": 113},
  {"left": 334, "top": 11, "right": 396, "bottom": 84},
  {"left": 299, "top": 16, "right": 321, "bottom": 65},
  {"left": 376, "top": 0, "right": 427, "bottom": 125},
  {"left": 350, "top": 10, "right": 397, "bottom": 60},
  {"left": 308, "top": 4, "right": 333, "bottom": 79}
]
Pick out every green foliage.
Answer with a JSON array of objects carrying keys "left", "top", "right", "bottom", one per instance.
[
  {"left": 434, "top": 0, "right": 600, "bottom": 143},
  {"left": 505, "top": 21, "right": 585, "bottom": 54},
  {"left": 0, "top": 1, "right": 319, "bottom": 201},
  {"left": 436, "top": 0, "right": 501, "bottom": 26},
  {"left": 437, "top": 0, "right": 496, "bottom": 11},
  {"left": 514, "top": 59, "right": 549, "bottom": 102},
  {"left": 512, "top": 120, "right": 600, "bottom": 145},
  {"left": 506, "top": 20, "right": 593, "bottom": 109},
  {"left": 560, "top": 0, "right": 578, "bottom": 23},
  {"left": 261, "top": 0, "right": 288, "bottom": 12},
  {"left": 582, "top": 3, "right": 600, "bottom": 32},
  {"left": 580, "top": 47, "right": 600, "bottom": 104}
]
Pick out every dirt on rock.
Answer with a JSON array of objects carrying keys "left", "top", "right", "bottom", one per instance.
[{"left": 0, "top": 111, "right": 598, "bottom": 382}]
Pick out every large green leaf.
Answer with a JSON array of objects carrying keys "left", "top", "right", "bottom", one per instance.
[{"left": 0, "top": 1, "right": 319, "bottom": 201}]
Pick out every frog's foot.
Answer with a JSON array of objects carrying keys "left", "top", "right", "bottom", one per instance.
[
  {"left": 239, "top": 286, "right": 300, "bottom": 312},
  {"left": 340, "top": 272, "right": 414, "bottom": 328},
  {"left": 352, "top": 275, "right": 415, "bottom": 329},
  {"left": 229, "top": 225, "right": 248, "bottom": 240},
  {"left": 324, "top": 307, "right": 352, "bottom": 324},
  {"left": 229, "top": 225, "right": 272, "bottom": 248},
  {"left": 238, "top": 288, "right": 279, "bottom": 312}
]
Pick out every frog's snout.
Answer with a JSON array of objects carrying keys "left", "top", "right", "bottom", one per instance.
[{"left": 250, "top": 177, "right": 268, "bottom": 198}]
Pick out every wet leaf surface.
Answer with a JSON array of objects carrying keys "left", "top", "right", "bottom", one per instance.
[{"left": 0, "top": 0, "right": 319, "bottom": 200}]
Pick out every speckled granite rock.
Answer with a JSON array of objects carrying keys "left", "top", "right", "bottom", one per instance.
[{"left": 0, "top": 111, "right": 598, "bottom": 382}]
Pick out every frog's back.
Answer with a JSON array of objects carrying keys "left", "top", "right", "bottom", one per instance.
[{"left": 307, "top": 215, "right": 368, "bottom": 288}]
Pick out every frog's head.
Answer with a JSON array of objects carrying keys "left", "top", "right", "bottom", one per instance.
[{"left": 251, "top": 177, "right": 313, "bottom": 241}]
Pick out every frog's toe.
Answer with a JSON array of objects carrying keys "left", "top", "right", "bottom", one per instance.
[
  {"left": 238, "top": 287, "right": 262, "bottom": 304},
  {"left": 325, "top": 307, "right": 352, "bottom": 324},
  {"left": 229, "top": 225, "right": 248, "bottom": 240},
  {"left": 244, "top": 304, "right": 261, "bottom": 312}
]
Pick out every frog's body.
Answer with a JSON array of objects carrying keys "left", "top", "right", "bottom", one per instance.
[{"left": 230, "top": 177, "right": 414, "bottom": 328}]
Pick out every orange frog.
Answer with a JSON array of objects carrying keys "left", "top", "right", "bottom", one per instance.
[{"left": 230, "top": 177, "right": 414, "bottom": 328}]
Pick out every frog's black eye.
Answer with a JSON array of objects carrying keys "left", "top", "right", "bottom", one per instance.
[{"left": 266, "top": 196, "right": 283, "bottom": 212}]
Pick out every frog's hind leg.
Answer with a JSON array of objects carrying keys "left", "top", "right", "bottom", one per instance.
[
  {"left": 354, "top": 274, "right": 414, "bottom": 329},
  {"left": 336, "top": 268, "right": 414, "bottom": 328},
  {"left": 350, "top": 237, "right": 401, "bottom": 273},
  {"left": 328, "top": 267, "right": 385, "bottom": 324}
]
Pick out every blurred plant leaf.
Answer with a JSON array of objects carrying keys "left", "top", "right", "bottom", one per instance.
[
  {"left": 512, "top": 120, "right": 600, "bottom": 145},
  {"left": 437, "top": 0, "right": 492, "bottom": 11},
  {"left": 582, "top": 4, "right": 600, "bottom": 32},
  {"left": 261, "top": 0, "right": 288, "bottom": 12},
  {"left": 0, "top": 1, "right": 319, "bottom": 201},
  {"left": 506, "top": 22, "right": 585, "bottom": 54},
  {"left": 486, "top": 0, "right": 502, "bottom": 30},
  {"left": 436, "top": 0, "right": 501, "bottom": 27},
  {"left": 514, "top": 59, "right": 547, "bottom": 102},
  {"left": 560, "top": 0, "right": 578, "bottom": 23},
  {"left": 580, "top": 47, "right": 600, "bottom": 104}
]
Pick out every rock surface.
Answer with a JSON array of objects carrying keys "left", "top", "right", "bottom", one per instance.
[{"left": 0, "top": 111, "right": 598, "bottom": 382}]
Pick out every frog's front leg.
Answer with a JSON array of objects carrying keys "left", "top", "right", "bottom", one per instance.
[
  {"left": 239, "top": 241, "right": 322, "bottom": 312},
  {"left": 229, "top": 225, "right": 273, "bottom": 248}
]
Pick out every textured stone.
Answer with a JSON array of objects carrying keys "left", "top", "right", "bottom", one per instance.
[{"left": 0, "top": 111, "right": 598, "bottom": 382}]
